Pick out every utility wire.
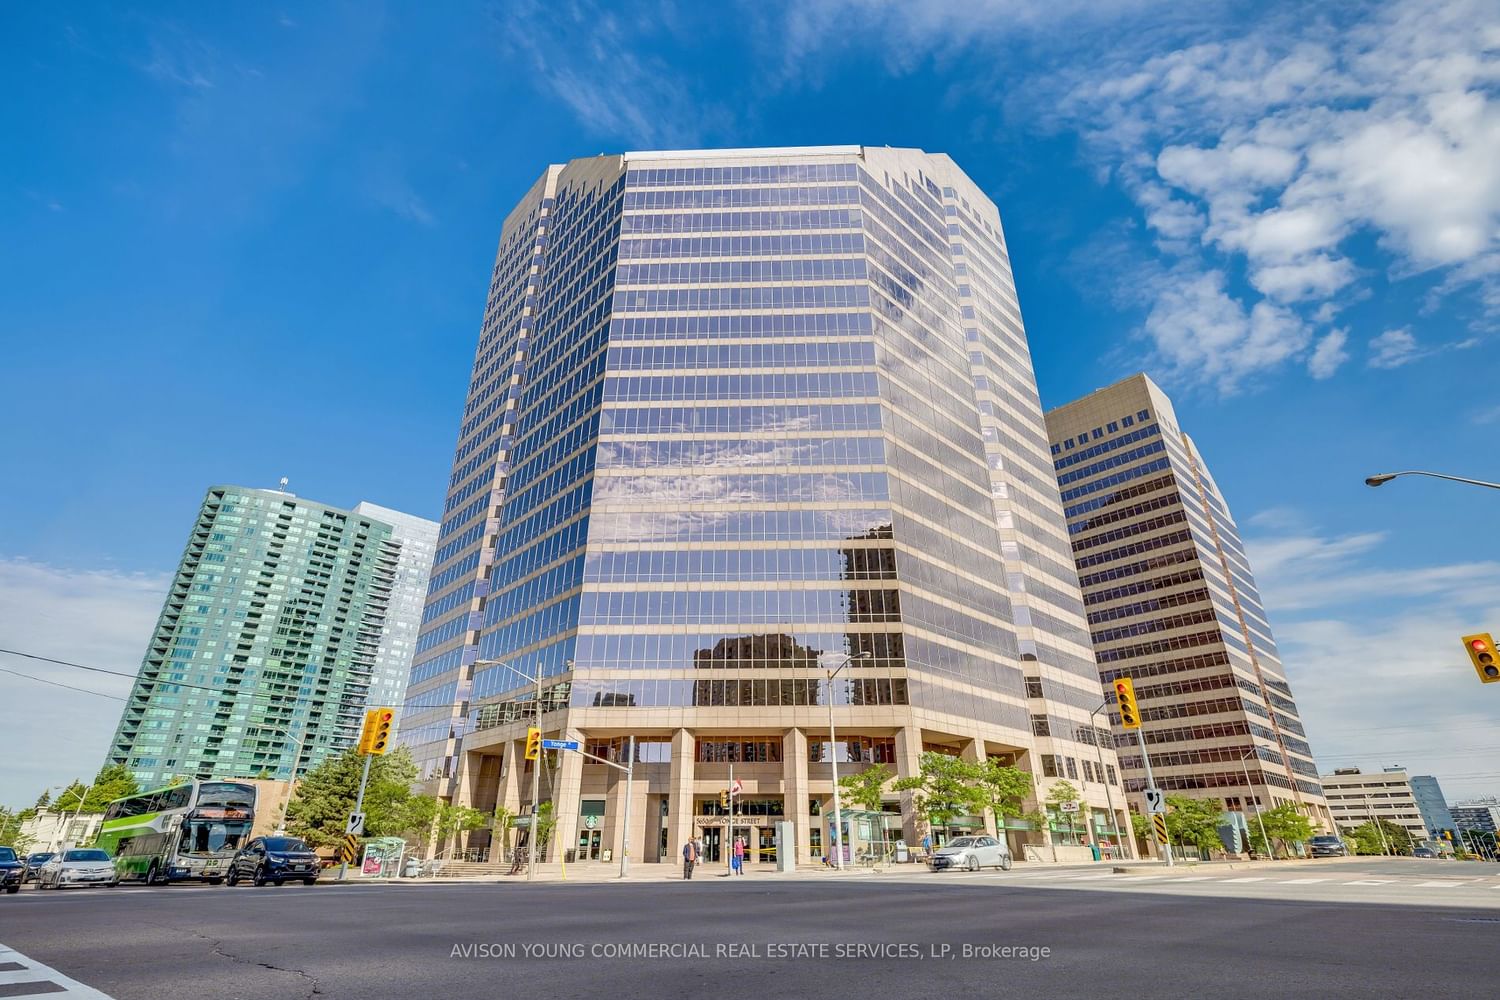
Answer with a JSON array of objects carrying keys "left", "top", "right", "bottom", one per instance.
[{"left": 0, "top": 666, "right": 126, "bottom": 701}]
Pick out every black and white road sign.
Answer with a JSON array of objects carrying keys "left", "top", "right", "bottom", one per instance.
[
  {"left": 346, "top": 812, "right": 366, "bottom": 836},
  {"left": 1144, "top": 788, "right": 1166, "bottom": 814}
]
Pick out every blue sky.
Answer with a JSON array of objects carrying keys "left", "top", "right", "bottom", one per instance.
[{"left": 2, "top": 0, "right": 1497, "bottom": 808}]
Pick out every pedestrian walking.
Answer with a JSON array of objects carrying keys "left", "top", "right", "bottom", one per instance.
[
  {"left": 732, "top": 835, "right": 745, "bottom": 875},
  {"left": 682, "top": 837, "right": 698, "bottom": 879}
]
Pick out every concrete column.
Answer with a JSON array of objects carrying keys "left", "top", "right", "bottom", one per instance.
[
  {"left": 894, "top": 725, "right": 924, "bottom": 847},
  {"left": 961, "top": 735, "right": 997, "bottom": 837},
  {"left": 667, "top": 728, "right": 696, "bottom": 861},
  {"left": 782, "top": 728, "right": 810, "bottom": 863},
  {"left": 550, "top": 727, "right": 586, "bottom": 863},
  {"left": 494, "top": 739, "right": 524, "bottom": 861}
]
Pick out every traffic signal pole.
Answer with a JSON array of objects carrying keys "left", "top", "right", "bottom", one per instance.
[
  {"left": 1135, "top": 727, "right": 1172, "bottom": 866},
  {"left": 338, "top": 753, "right": 373, "bottom": 882}
]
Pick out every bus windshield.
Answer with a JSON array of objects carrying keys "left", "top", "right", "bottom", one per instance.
[{"left": 178, "top": 818, "right": 252, "bottom": 857}]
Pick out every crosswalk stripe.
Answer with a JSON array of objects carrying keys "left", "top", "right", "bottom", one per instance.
[{"left": 0, "top": 943, "right": 116, "bottom": 998}]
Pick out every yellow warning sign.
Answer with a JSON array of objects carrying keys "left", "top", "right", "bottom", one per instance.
[
  {"left": 338, "top": 833, "right": 360, "bottom": 864},
  {"left": 1152, "top": 814, "right": 1169, "bottom": 845}
]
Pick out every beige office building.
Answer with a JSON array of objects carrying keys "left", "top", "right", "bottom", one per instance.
[
  {"left": 1046, "top": 375, "right": 1331, "bottom": 831},
  {"left": 1322, "top": 768, "right": 1428, "bottom": 843},
  {"left": 404, "top": 146, "right": 1129, "bottom": 867}
]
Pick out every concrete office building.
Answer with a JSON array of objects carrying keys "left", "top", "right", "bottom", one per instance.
[
  {"left": 1045, "top": 375, "right": 1331, "bottom": 829},
  {"left": 1409, "top": 774, "right": 1458, "bottom": 844},
  {"left": 1450, "top": 803, "right": 1500, "bottom": 834},
  {"left": 1321, "top": 767, "right": 1428, "bottom": 843},
  {"left": 402, "top": 145, "right": 1129, "bottom": 867},
  {"left": 107, "top": 486, "right": 429, "bottom": 787},
  {"left": 351, "top": 501, "right": 439, "bottom": 731}
]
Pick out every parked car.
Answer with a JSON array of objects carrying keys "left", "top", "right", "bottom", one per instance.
[
  {"left": 1413, "top": 846, "right": 1438, "bottom": 859},
  {"left": 1308, "top": 835, "right": 1348, "bottom": 857},
  {"left": 226, "top": 836, "right": 321, "bottom": 887},
  {"left": 36, "top": 849, "right": 118, "bottom": 889},
  {"left": 929, "top": 835, "right": 1013, "bottom": 872},
  {"left": 22, "top": 852, "right": 55, "bottom": 883},
  {"left": 0, "top": 847, "right": 22, "bottom": 894}
]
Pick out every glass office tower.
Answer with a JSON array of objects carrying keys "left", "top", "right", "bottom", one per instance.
[
  {"left": 107, "top": 486, "right": 416, "bottom": 787},
  {"left": 1046, "top": 375, "right": 1331, "bottom": 830},
  {"left": 351, "top": 501, "right": 438, "bottom": 734},
  {"left": 409, "top": 147, "right": 1126, "bottom": 865}
]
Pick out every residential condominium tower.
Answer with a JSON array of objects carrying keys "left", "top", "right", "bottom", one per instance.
[
  {"left": 107, "top": 485, "right": 428, "bottom": 788},
  {"left": 404, "top": 146, "right": 1128, "bottom": 867},
  {"left": 1046, "top": 374, "right": 1331, "bottom": 830},
  {"left": 351, "top": 501, "right": 439, "bottom": 733}
]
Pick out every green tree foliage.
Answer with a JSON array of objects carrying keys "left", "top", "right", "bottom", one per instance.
[
  {"left": 1248, "top": 803, "right": 1317, "bottom": 858},
  {"left": 1165, "top": 795, "right": 1226, "bottom": 852},
  {"left": 84, "top": 764, "right": 141, "bottom": 812},
  {"left": 1346, "top": 818, "right": 1415, "bottom": 856},
  {"left": 535, "top": 801, "right": 558, "bottom": 858},
  {"left": 284, "top": 747, "right": 420, "bottom": 848},
  {"left": 975, "top": 761, "right": 1034, "bottom": 825},
  {"left": 838, "top": 763, "right": 894, "bottom": 812},
  {"left": 891, "top": 752, "right": 984, "bottom": 833},
  {"left": 492, "top": 805, "right": 516, "bottom": 856},
  {"left": 431, "top": 803, "right": 488, "bottom": 858},
  {"left": 1045, "top": 780, "right": 1085, "bottom": 840},
  {"left": 0, "top": 807, "right": 34, "bottom": 854}
]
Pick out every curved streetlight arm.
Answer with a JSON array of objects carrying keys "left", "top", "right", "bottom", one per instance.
[{"left": 1365, "top": 470, "right": 1500, "bottom": 490}]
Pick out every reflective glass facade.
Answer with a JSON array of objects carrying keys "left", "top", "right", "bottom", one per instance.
[
  {"left": 107, "top": 487, "right": 407, "bottom": 787},
  {"left": 1046, "top": 376, "right": 1330, "bottom": 828},
  {"left": 413, "top": 148, "right": 1127, "bottom": 863},
  {"left": 350, "top": 501, "right": 438, "bottom": 733}
]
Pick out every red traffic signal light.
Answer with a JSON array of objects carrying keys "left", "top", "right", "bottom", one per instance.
[{"left": 1463, "top": 633, "right": 1499, "bottom": 683}]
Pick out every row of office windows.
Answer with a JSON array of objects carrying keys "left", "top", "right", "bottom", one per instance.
[
  {"left": 596, "top": 435, "right": 886, "bottom": 470},
  {"left": 582, "top": 546, "right": 898, "bottom": 584}
]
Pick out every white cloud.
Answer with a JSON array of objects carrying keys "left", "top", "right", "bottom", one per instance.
[
  {"left": 1245, "top": 519, "right": 1500, "bottom": 799},
  {"left": 1306, "top": 327, "right": 1350, "bottom": 379},
  {"left": 0, "top": 558, "right": 169, "bottom": 808},
  {"left": 1368, "top": 327, "right": 1422, "bottom": 368}
]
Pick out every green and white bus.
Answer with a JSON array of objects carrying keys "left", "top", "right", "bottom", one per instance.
[{"left": 95, "top": 781, "right": 257, "bottom": 885}]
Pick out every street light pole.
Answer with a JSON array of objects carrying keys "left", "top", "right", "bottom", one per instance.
[
  {"left": 1088, "top": 703, "right": 1127, "bottom": 860},
  {"left": 1364, "top": 470, "right": 1500, "bottom": 491},
  {"left": 474, "top": 657, "right": 549, "bottom": 882},
  {"left": 824, "top": 650, "right": 871, "bottom": 871},
  {"left": 1238, "top": 748, "right": 1272, "bottom": 859}
]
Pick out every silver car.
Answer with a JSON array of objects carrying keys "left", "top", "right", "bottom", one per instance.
[
  {"left": 930, "top": 835, "right": 1013, "bottom": 872},
  {"left": 36, "top": 848, "right": 118, "bottom": 889}
]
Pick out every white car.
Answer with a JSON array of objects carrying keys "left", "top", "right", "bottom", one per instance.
[
  {"left": 37, "top": 849, "right": 118, "bottom": 889},
  {"left": 929, "top": 835, "right": 1013, "bottom": 872}
]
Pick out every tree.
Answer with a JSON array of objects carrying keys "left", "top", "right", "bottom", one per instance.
[
  {"left": 891, "top": 752, "right": 984, "bottom": 839},
  {"left": 838, "top": 763, "right": 894, "bottom": 812},
  {"left": 1045, "top": 780, "right": 1085, "bottom": 843},
  {"left": 1164, "top": 795, "right": 1225, "bottom": 854},
  {"left": 1248, "top": 803, "right": 1316, "bottom": 858},
  {"left": 974, "top": 761, "right": 1033, "bottom": 828},
  {"left": 0, "top": 807, "right": 34, "bottom": 855},
  {"left": 492, "top": 805, "right": 517, "bottom": 858},
  {"left": 430, "top": 802, "right": 488, "bottom": 858},
  {"left": 284, "top": 747, "right": 421, "bottom": 849},
  {"left": 72, "top": 764, "right": 141, "bottom": 813},
  {"left": 535, "top": 801, "right": 558, "bottom": 859},
  {"left": 1346, "top": 818, "right": 1415, "bottom": 856}
]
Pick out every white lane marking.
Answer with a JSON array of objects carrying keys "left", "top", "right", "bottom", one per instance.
[
  {"left": 1415, "top": 881, "right": 1463, "bottom": 888},
  {"left": 0, "top": 942, "right": 117, "bottom": 998},
  {"left": 1277, "top": 878, "right": 1329, "bottom": 884},
  {"left": 1172, "top": 876, "right": 1218, "bottom": 882},
  {"left": 1222, "top": 877, "right": 1268, "bottom": 883},
  {"left": 1345, "top": 879, "right": 1394, "bottom": 885},
  {"left": 1068, "top": 874, "right": 1118, "bottom": 881}
]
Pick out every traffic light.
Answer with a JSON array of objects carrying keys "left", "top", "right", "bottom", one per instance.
[
  {"left": 525, "top": 727, "right": 542, "bottom": 760},
  {"left": 1463, "top": 633, "right": 1499, "bottom": 683},
  {"left": 719, "top": 790, "right": 729, "bottom": 809},
  {"left": 358, "top": 707, "right": 395, "bottom": 755},
  {"left": 1114, "top": 677, "right": 1141, "bottom": 729}
]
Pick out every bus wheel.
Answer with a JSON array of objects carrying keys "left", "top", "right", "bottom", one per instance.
[{"left": 146, "top": 861, "right": 166, "bottom": 886}]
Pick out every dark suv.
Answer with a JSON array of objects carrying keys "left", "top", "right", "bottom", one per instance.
[
  {"left": 1308, "top": 835, "right": 1348, "bottom": 857},
  {"left": 227, "top": 836, "right": 321, "bottom": 887},
  {"left": 0, "top": 848, "right": 21, "bottom": 894}
]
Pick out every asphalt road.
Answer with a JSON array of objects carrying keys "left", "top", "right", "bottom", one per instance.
[{"left": 3, "top": 867, "right": 1499, "bottom": 1000}]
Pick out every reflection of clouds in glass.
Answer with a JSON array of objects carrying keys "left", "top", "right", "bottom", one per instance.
[
  {"left": 596, "top": 436, "right": 885, "bottom": 469},
  {"left": 588, "top": 508, "right": 893, "bottom": 544},
  {"left": 594, "top": 472, "right": 888, "bottom": 505}
]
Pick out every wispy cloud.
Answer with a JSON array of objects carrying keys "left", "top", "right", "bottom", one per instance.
[
  {"left": 0, "top": 558, "right": 169, "bottom": 808},
  {"left": 494, "top": 0, "right": 733, "bottom": 148},
  {"left": 362, "top": 156, "right": 437, "bottom": 226}
]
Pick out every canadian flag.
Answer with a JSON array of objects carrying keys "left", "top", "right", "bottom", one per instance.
[{"left": 730, "top": 778, "right": 744, "bottom": 797}]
